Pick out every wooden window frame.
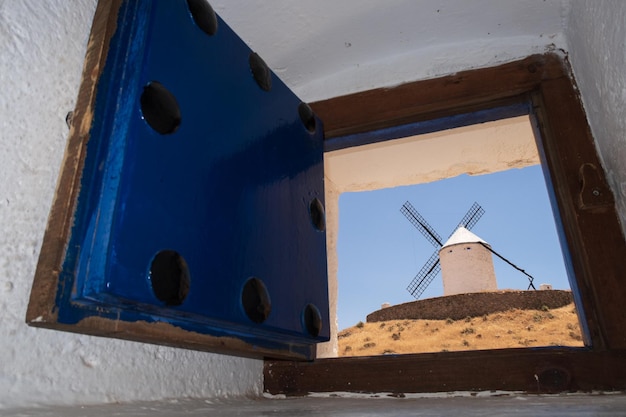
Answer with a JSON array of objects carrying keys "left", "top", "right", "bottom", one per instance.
[{"left": 264, "top": 53, "right": 626, "bottom": 395}]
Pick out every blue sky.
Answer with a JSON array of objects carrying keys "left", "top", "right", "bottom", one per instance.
[{"left": 336, "top": 164, "right": 570, "bottom": 330}]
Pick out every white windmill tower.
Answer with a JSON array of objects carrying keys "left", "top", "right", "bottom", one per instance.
[
  {"left": 400, "top": 201, "right": 486, "bottom": 299},
  {"left": 401, "top": 201, "right": 536, "bottom": 299},
  {"left": 438, "top": 226, "right": 497, "bottom": 296}
]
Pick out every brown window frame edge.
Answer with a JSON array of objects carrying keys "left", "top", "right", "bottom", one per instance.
[{"left": 264, "top": 53, "right": 626, "bottom": 395}]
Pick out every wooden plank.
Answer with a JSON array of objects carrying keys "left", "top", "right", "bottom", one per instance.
[
  {"left": 533, "top": 76, "right": 626, "bottom": 350},
  {"left": 310, "top": 54, "right": 566, "bottom": 138},
  {"left": 26, "top": 0, "right": 123, "bottom": 324},
  {"left": 265, "top": 348, "right": 626, "bottom": 395}
]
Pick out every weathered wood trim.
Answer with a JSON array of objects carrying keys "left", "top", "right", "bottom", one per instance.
[
  {"left": 310, "top": 54, "right": 565, "bottom": 139},
  {"left": 266, "top": 53, "right": 626, "bottom": 394},
  {"left": 532, "top": 76, "right": 626, "bottom": 350},
  {"left": 26, "top": 0, "right": 123, "bottom": 323},
  {"left": 28, "top": 315, "right": 310, "bottom": 361},
  {"left": 265, "top": 348, "right": 626, "bottom": 395}
]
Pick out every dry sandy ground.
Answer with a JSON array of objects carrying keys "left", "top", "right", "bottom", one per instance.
[{"left": 338, "top": 303, "right": 583, "bottom": 356}]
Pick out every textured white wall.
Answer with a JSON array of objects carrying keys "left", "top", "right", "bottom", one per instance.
[
  {"left": 566, "top": 0, "right": 626, "bottom": 236},
  {"left": 214, "top": 0, "right": 569, "bottom": 103},
  {"left": 0, "top": 1, "right": 261, "bottom": 409},
  {"left": 296, "top": 32, "right": 568, "bottom": 102},
  {"left": 325, "top": 117, "right": 538, "bottom": 193}
]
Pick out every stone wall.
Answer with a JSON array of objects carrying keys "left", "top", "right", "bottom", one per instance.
[{"left": 367, "top": 290, "right": 574, "bottom": 322}]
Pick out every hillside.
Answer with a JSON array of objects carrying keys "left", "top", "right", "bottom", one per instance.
[{"left": 338, "top": 303, "right": 583, "bottom": 357}]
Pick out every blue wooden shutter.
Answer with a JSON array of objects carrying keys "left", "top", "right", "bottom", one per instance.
[{"left": 27, "top": 0, "right": 329, "bottom": 360}]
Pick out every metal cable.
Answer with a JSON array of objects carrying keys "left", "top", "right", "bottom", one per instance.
[{"left": 478, "top": 242, "right": 537, "bottom": 290}]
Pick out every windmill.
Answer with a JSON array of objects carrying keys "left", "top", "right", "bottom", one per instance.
[{"left": 400, "top": 201, "right": 485, "bottom": 299}]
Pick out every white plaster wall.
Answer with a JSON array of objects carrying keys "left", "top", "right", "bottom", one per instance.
[
  {"left": 296, "top": 33, "right": 568, "bottom": 102},
  {"left": 566, "top": 0, "right": 626, "bottom": 237},
  {"left": 316, "top": 179, "right": 340, "bottom": 358},
  {"left": 215, "top": 0, "right": 570, "bottom": 103},
  {"left": 0, "top": 1, "right": 261, "bottom": 409},
  {"left": 325, "top": 116, "right": 539, "bottom": 193}
]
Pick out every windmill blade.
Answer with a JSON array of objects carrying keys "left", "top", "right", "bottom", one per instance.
[
  {"left": 455, "top": 202, "right": 485, "bottom": 232},
  {"left": 406, "top": 251, "right": 441, "bottom": 299},
  {"left": 400, "top": 202, "right": 443, "bottom": 248}
]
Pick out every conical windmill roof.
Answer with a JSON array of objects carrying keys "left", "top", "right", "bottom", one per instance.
[{"left": 441, "top": 226, "right": 489, "bottom": 248}]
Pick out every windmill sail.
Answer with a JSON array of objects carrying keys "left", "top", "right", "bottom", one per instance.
[
  {"left": 406, "top": 252, "right": 441, "bottom": 299},
  {"left": 400, "top": 202, "right": 443, "bottom": 247},
  {"left": 401, "top": 201, "right": 484, "bottom": 299},
  {"left": 456, "top": 202, "right": 485, "bottom": 231}
]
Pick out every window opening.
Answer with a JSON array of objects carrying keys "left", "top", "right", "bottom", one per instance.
[{"left": 323, "top": 115, "right": 583, "bottom": 357}]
